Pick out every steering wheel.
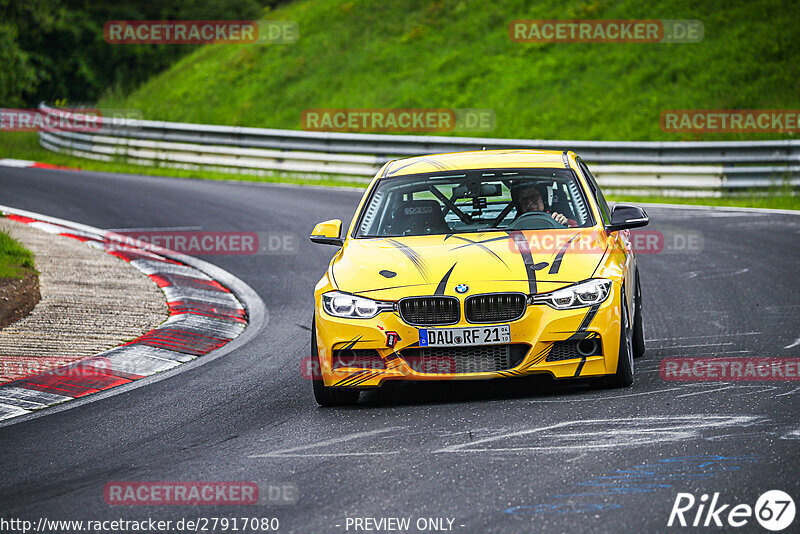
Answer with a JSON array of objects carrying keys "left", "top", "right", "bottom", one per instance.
[{"left": 506, "top": 212, "right": 566, "bottom": 230}]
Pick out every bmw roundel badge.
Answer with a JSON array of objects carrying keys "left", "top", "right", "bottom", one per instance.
[{"left": 455, "top": 283, "right": 469, "bottom": 294}]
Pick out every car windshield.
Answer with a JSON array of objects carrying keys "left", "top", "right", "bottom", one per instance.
[{"left": 356, "top": 168, "right": 594, "bottom": 237}]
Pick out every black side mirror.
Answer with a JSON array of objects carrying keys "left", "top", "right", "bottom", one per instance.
[
  {"left": 606, "top": 204, "right": 649, "bottom": 232},
  {"left": 309, "top": 219, "right": 344, "bottom": 246}
]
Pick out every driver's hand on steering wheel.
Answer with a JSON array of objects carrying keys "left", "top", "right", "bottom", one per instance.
[{"left": 550, "top": 212, "right": 568, "bottom": 225}]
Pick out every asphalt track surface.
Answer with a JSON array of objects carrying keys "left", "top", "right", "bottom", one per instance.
[{"left": 1, "top": 167, "right": 800, "bottom": 533}]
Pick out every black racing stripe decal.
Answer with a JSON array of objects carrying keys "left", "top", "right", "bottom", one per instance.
[
  {"left": 386, "top": 239, "right": 430, "bottom": 282},
  {"left": 576, "top": 305, "right": 601, "bottom": 334},
  {"left": 386, "top": 357, "right": 403, "bottom": 367},
  {"left": 435, "top": 263, "right": 457, "bottom": 295},
  {"left": 385, "top": 159, "right": 417, "bottom": 176},
  {"left": 474, "top": 150, "right": 523, "bottom": 159},
  {"left": 590, "top": 243, "right": 610, "bottom": 278},
  {"left": 450, "top": 235, "right": 510, "bottom": 268},
  {"left": 507, "top": 230, "right": 537, "bottom": 294},
  {"left": 385, "top": 350, "right": 402, "bottom": 362},
  {"left": 530, "top": 347, "right": 551, "bottom": 367},
  {"left": 360, "top": 284, "right": 428, "bottom": 294},
  {"left": 451, "top": 236, "right": 507, "bottom": 247},
  {"left": 340, "top": 335, "right": 363, "bottom": 351},
  {"left": 571, "top": 304, "right": 601, "bottom": 376},
  {"left": 422, "top": 157, "right": 449, "bottom": 171},
  {"left": 347, "top": 371, "right": 381, "bottom": 387},
  {"left": 521, "top": 345, "right": 552, "bottom": 370},
  {"left": 334, "top": 370, "right": 369, "bottom": 387},
  {"left": 385, "top": 157, "right": 450, "bottom": 177},
  {"left": 548, "top": 233, "right": 580, "bottom": 274}
]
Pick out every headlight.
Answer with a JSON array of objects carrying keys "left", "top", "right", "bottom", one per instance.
[
  {"left": 530, "top": 279, "right": 611, "bottom": 310},
  {"left": 322, "top": 291, "right": 395, "bottom": 319}
]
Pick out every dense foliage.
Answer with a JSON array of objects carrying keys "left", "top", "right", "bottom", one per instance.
[{"left": 0, "top": 0, "right": 269, "bottom": 106}]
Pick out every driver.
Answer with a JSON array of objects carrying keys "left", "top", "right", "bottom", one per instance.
[{"left": 511, "top": 183, "right": 577, "bottom": 227}]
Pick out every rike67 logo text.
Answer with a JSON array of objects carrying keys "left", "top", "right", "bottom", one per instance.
[{"left": 669, "top": 490, "right": 795, "bottom": 531}]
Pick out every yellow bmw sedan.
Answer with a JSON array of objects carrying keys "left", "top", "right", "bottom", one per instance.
[{"left": 308, "top": 150, "right": 648, "bottom": 406}]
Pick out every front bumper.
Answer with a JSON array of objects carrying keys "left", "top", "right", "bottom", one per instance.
[{"left": 314, "top": 284, "right": 624, "bottom": 388}]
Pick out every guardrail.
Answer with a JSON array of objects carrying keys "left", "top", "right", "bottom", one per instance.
[{"left": 37, "top": 104, "right": 800, "bottom": 195}]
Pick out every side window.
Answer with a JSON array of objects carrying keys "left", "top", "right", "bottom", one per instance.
[{"left": 578, "top": 159, "right": 611, "bottom": 226}]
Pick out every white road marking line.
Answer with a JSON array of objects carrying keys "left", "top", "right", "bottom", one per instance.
[
  {"left": 432, "top": 415, "right": 759, "bottom": 454},
  {"left": 675, "top": 386, "right": 735, "bottom": 398},
  {"left": 0, "top": 403, "right": 32, "bottom": 420},
  {"left": 29, "top": 221, "right": 69, "bottom": 234},
  {"left": 775, "top": 386, "right": 800, "bottom": 397},
  {"left": 0, "top": 386, "right": 71, "bottom": 406},
  {"left": 253, "top": 452, "right": 400, "bottom": 457},
  {"left": 706, "top": 431, "right": 777, "bottom": 441},
  {"left": 780, "top": 429, "right": 800, "bottom": 439},
  {"left": 684, "top": 268, "right": 749, "bottom": 280},
  {"left": 657, "top": 350, "right": 752, "bottom": 356},
  {"left": 704, "top": 212, "right": 761, "bottom": 218},
  {"left": 676, "top": 385, "right": 779, "bottom": 398},
  {"left": 525, "top": 387, "right": 684, "bottom": 403},
  {"left": 0, "top": 159, "right": 35, "bottom": 167},
  {"left": 784, "top": 337, "right": 800, "bottom": 349},
  {"left": 647, "top": 333, "right": 761, "bottom": 342},
  {"left": 249, "top": 427, "right": 405, "bottom": 458},
  {"left": 652, "top": 342, "right": 734, "bottom": 349}
]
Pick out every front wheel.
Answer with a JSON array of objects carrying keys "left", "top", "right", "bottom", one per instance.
[
  {"left": 311, "top": 320, "right": 360, "bottom": 406},
  {"left": 601, "top": 288, "right": 634, "bottom": 388}
]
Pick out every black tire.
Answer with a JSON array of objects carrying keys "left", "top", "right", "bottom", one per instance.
[
  {"left": 632, "top": 270, "right": 646, "bottom": 359},
  {"left": 311, "top": 321, "right": 360, "bottom": 407},
  {"left": 602, "top": 288, "right": 634, "bottom": 388}
]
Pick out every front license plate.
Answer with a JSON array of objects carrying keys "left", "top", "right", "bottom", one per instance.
[{"left": 419, "top": 325, "right": 510, "bottom": 347}]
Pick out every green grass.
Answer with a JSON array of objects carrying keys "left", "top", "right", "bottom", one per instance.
[
  {"left": 0, "top": 227, "right": 36, "bottom": 279},
  {"left": 611, "top": 192, "right": 800, "bottom": 211},
  {"left": 95, "top": 0, "right": 800, "bottom": 142}
]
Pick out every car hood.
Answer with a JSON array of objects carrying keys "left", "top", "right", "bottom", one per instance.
[{"left": 332, "top": 229, "right": 609, "bottom": 299}]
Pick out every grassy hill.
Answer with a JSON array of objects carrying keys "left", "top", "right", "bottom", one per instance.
[{"left": 100, "top": 0, "right": 800, "bottom": 141}]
